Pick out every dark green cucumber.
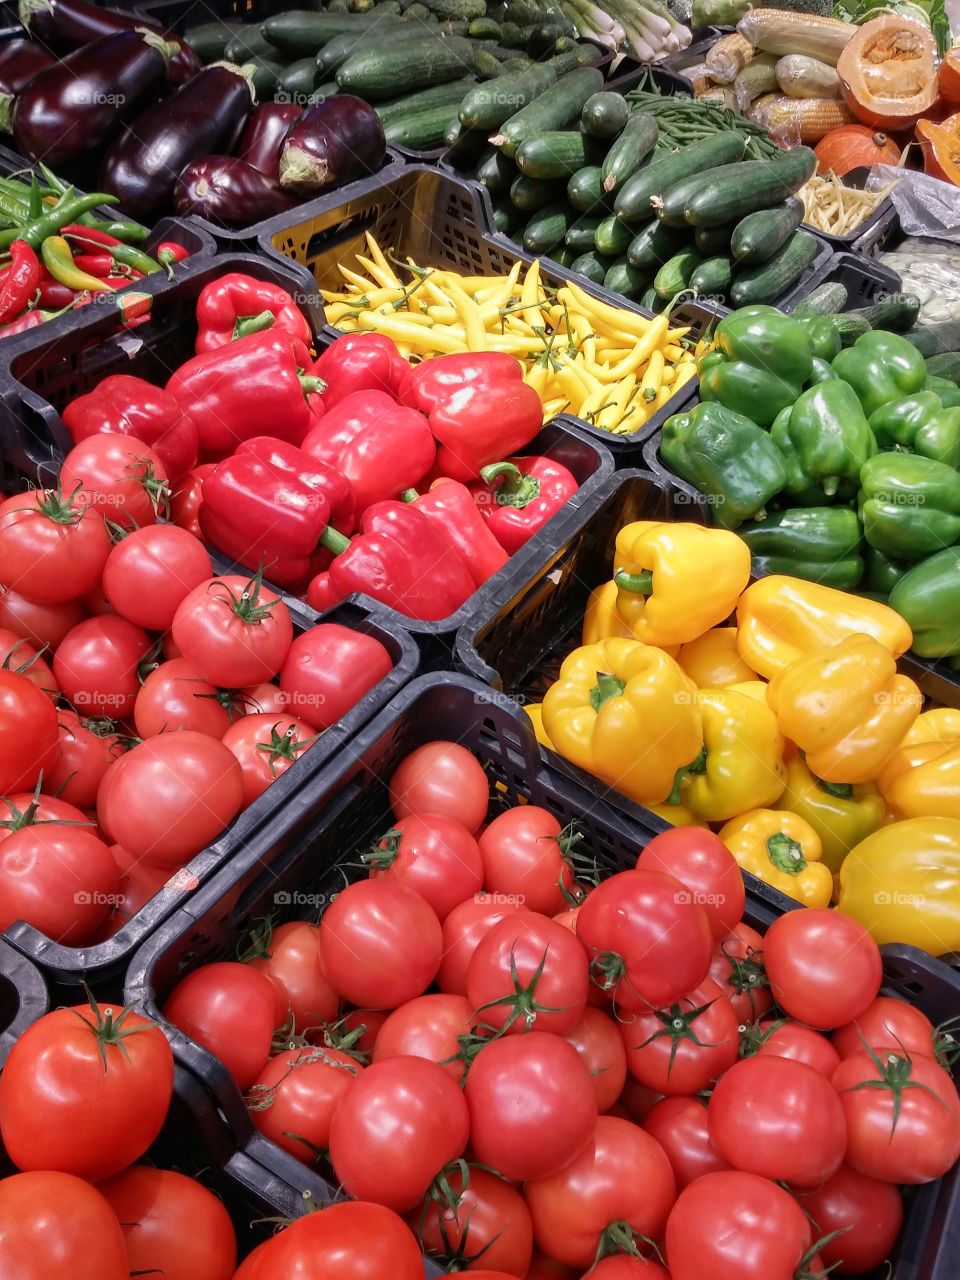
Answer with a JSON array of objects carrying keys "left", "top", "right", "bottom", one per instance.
[
  {"left": 848, "top": 293, "right": 922, "bottom": 334},
  {"left": 627, "top": 220, "right": 688, "bottom": 270},
  {"left": 614, "top": 133, "right": 747, "bottom": 225},
  {"left": 654, "top": 249, "right": 702, "bottom": 300},
  {"left": 594, "top": 214, "right": 632, "bottom": 257},
  {"left": 492, "top": 65, "right": 604, "bottom": 157},
  {"left": 580, "top": 90, "right": 629, "bottom": 138},
  {"left": 656, "top": 164, "right": 743, "bottom": 227},
  {"left": 384, "top": 104, "right": 461, "bottom": 149},
  {"left": 730, "top": 197, "right": 803, "bottom": 266},
  {"left": 476, "top": 146, "right": 516, "bottom": 193},
  {"left": 729, "top": 230, "right": 819, "bottom": 306},
  {"left": 457, "top": 63, "right": 556, "bottom": 129},
  {"left": 604, "top": 259, "right": 647, "bottom": 298},
  {"left": 511, "top": 174, "right": 565, "bottom": 211},
  {"left": 246, "top": 56, "right": 286, "bottom": 99},
  {"left": 791, "top": 281, "right": 849, "bottom": 317},
  {"left": 925, "top": 352, "right": 960, "bottom": 383},
  {"left": 546, "top": 49, "right": 579, "bottom": 74},
  {"left": 444, "top": 119, "right": 490, "bottom": 165},
  {"left": 469, "top": 16, "right": 502, "bottom": 37},
  {"left": 600, "top": 112, "right": 658, "bottom": 197},
  {"left": 689, "top": 256, "right": 733, "bottom": 298},
  {"left": 527, "top": 20, "right": 564, "bottom": 56},
  {"left": 316, "top": 23, "right": 427, "bottom": 76},
  {"left": 553, "top": 245, "right": 576, "bottom": 268},
  {"left": 575, "top": 40, "right": 601, "bottom": 65},
  {"left": 473, "top": 50, "right": 503, "bottom": 77},
  {"left": 515, "top": 130, "right": 597, "bottom": 179},
  {"left": 226, "top": 27, "right": 276, "bottom": 62},
  {"left": 337, "top": 38, "right": 478, "bottom": 99},
  {"left": 419, "top": 0, "right": 486, "bottom": 17},
  {"left": 261, "top": 11, "right": 403, "bottom": 55},
  {"left": 826, "top": 313, "right": 872, "bottom": 346},
  {"left": 903, "top": 324, "right": 960, "bottom": 357},
  {"left": 639, "top": 285, "right": 661, "bottom": 311},
  {"left": 499, "top": 19, "right": 528, "bottom": 46},
  {"left": 567, "top": 166, "right": 608, "bottom": 213},
  {"left": 683, "top": 147, "right": 817, "bottom": 229},
  {"left": 492, "top": 200, "right": 524, "bottom": 234},
  {"left": 184, "top": 19, "right": 243, "bottom": 60},
  {"left": 278, "top": 58, "right": 320, "bottom": 96},
  {"left": 694, "top": 223, "right": 733, "bottom": 256},
  {"left": 571, "top": 250, "right": 607, "bottom": 285},
  {"left": 522, "top": 201, "right": 573, "bottom": 254},
  {"left": 376, "top": 77, "right": 476, "bottom": 123},
  {"left": 565, "top": 216, "right": 604, "bottom": 252}
]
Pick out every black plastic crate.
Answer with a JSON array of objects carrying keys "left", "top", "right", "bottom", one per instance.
[
  {"left": 804, "top": 194, "right": 898, "bottom": 255},
  {"left": 782, "top": 246, "right": 902, "bottom": 313},
  {"left": 0, "top": 941, "right": 48, "bottom": 1070},
  {"left": 855, "top": 202, "right": 902, "bottom": 257}
]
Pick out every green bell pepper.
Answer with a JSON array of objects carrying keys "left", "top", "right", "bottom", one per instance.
[
  {"left": 859, "top": 453, "right": 960, "bottom": 561},
  {"left": 925, "top": 375, "right": 960, "bottom": 408},
  {"left": 772, "top": 380, "right": 877, "bottom": 499},
  {"left": 889, "top": 546, "right": 960, "bottom": 658},
  {"left": 700, "top": 306, "right": 813, "bottom": 427},
  {"left": 798, "top": 316, "right": 842, "bottom": 362},
  {"left": 869, "top": 391, "right": 960, "bottom": 469},
  {"left": 659, "top": 401, "right": 788, "bottom": 531},
  {"left": 832, "top": 331, "right": 927, "bottom": 417},
  {"left": 737, "top": 506, "right": 864, "bottom": 590},
  {"left": 807, "top": 356, "right": 839, "bottom": 386},
  {"left": 863, "top": 544, "right": 911, "bottom": 597}
]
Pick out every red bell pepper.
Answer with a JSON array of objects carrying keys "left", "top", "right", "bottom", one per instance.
[
  {"left": 398, "top": 353, "right": 542, "bottom": 482},
  {"left": 62, "top": 374, "right": 200, "bottom": 484},
  {"left": 470, "top": 456, "right": 579, "bottom": 554},
  {"left": 170, "top": 462, "right": 216, "bottom": 538},
  {"left": 194, "top": 272, "right": 312, "bottom": 353},
  {"left": 404, "top": 479, "right": 508, "bottom": 587},
  {"left": 314, "top": 334, "right": 409, "bottom": 408},
  {"left": 166, "top": 330, "right": 323, "bottom": 458},
  {"left": 301, "top": 390, "right": 435, "bottom": 514},
  {"left": 307, "top": 500, "right": 475, "bottom": 621}
]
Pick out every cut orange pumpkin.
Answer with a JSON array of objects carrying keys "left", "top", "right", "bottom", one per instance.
[
  {"left": 940, "top": 48, "right": 960, "bottom": 106},
  {"left": 916, "top": 112, "right": 960, "bottom": 184},
  {"left": 837, "top": 14, "right": 938, "bottom": 130}
]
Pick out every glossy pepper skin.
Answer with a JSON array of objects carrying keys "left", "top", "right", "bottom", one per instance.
[
  {"left": 611, "top": 521, "right": 751, "bottom": 648},
  {"left": 406, "top": 479, "right": 508, "bottom": 588},
  {"left": 869, "top": 391, "right": 960, "bottom": 469},
  {"left": 838, "top": 817, "right": 960, "bottom": 955},
  {"left": 659, "top": 402, "right": 788, "bottom": 530},
  {"left": 779, "top": 755, "right": 885, "bottom": 875},
  {"left": 773, "top": 381, "right": 877, "bottom": 499},
  {"left": 582, "top": 582, "right": 633, "bottom": 645},
  {"left": 738, "top": 507, "right": 864, "bottom": 591},
  {"left": 194, "top": 272, "right": 312, "bottom": 353},
  {"left": 766, "top": 633, "right": 922, "bottom": 785},
  {"left": 62, "top": 373, "right": 199, "bottom": 483},
  {"left": 699, "top": 306, "right": 813, "bottom": 427},
  {"left": 470, "top": 456, "right": 578, "bottom": 554},
  {"left": 677, "top": 627, "right": 757, "bottom": 689},
  {"left": 859, "top": 454, "right": 960, "bottom": 561},
  {"left": 890, "top": 547, "right": 960, "bottom": 659},
  {"left": 314, "top": 333, "right": 408, "bottom": 407},
  {"left": 832, "top": 331, "right": 927, "bottom": 417},
  {"left": 0, "top": 240, "right": 41, "bottom": 323},
  {"left": 720, "top": 809, "right": 832, "bottom": 907},
  {"left": 864, "top": 545, "right": 910, "bottom": 597},
  {"left": 736, "top": 575, "right": 914, "bottom": 680},
  {"left": 797, "top": 315, "right": 842, "bottom": 362},
  {"left": 879, "top": 709, "right": 960, "bottom": 821},
  {"left": 541, "top": 638, "right": 703, "bottom": 806}
]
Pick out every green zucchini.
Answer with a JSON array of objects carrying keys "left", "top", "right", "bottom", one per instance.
[
  {"left": 627, "top": 220, "right": 687, "bottom": 270},
  {"left": 730, "top": 198, "right": 803, "bottom": 266},
  {"left": 316, "top": 23, "right": 428, "bottom": 76},
  {"left": 337, "top": 38, "right": 478, "bottom": 99},
  {"left": 570, "top": 251, "right": 608, "bottom": 285},
  {"left": 261, "top": 11, "right": 403, "bottom": 55},
  {"left": 445, "top": 119, "right": 490, "bottom": 165},
  {"left": 565, "top": 216, "right": 604, "bottom": 252},
  {"left": 848, "top": 293, "right": 922, "bottom": 334},
  {"left": 604, "top": 259, "right": 647, "bottom": 299},
  {"left": 246, "top": 56, "right": 286, "bottom": 99},
  {"left": 567, "top": 166, "right": 607, "bottom": 213},
  {"left": 469, "top": 16, "right": 502, "bottom": 37},
  {"left": 694, "top": 223, "right": 733, "bottom": 256},
  {"left": 925, "top": 352, "right": 960, "bottom": 383},
  {"left": 499, "top": 20, "right": 528, "bottom": 46},
  {"left": 314, "top": 79, "right": 340, "bottom": 97},
  {"left": 511, "top": 173, "right": 566, "bottom": 211},
  {"left": 580, "top": 91, "right": 629, "bottom": 138},
  {"left": 278, "top": 57, "right": 320, "bottom": 97},
  {"left": 492, "top": 65, "right": 604, "bottom": 157},
  {"left": 729, "top": 230, "right": 819, "bottom": 306},
  {"left": 553, "top": 245, "right": 576, "bottom": 268},
  {"left": 656, "top": 165, "right": 740, "bottom": 227},
  {"left": 515, "top": 131, "right": 596, "bottom": 179},
  {"left": 791, "top": 281, "right": 849, "bottom": 317},
  {"left": 457, "top": 64, "right": 556, "bottom": 130},
  {"left": 594, "top": 215, "right": 632, "bottom": 257},
  {"left": 419, "top": 0, "right": 486, "bottom": 18},
  {"left": 473, "top": 50, "right": 503, "bottom": 77},
  {"left": 376, "top": 77, "right": 476, "bottom": 124},
  {"left": 184, "top": 19, "right": 243, "bottom": 61},
  {"left": 654, "top": 249, "right": 702, "bottom": 300},
  {"left": 614, "top": 133, "right": 747, "bottom": 225},
  {"left": 522, "top": 201, "right": 573, "bottom": 254},
  {"left": 600, "top": 113, "right": 658, "bottom": 197},
  {"left": 491, "top": 200, "right": 524, "bottom": 234},
  {"left": 689, "top": 256, "right": 733, "bottom": 298},
  {"left": 226, "top": 27, "right": 276, "bottom": 62},
  {"left": 902, "top": 324, "right": 960, "bottom": 358},
  {"left": 476, "top": 147, "right": 516, "bottom": 194},
  {"left": 682, "top": 146, "right": 817, "bottom": 229},
  {"left": 384, "top": 104, "right": 460, "bottom": 148},
  {"left": 639, "top": 285, "right": 660, "bottom": 311}
]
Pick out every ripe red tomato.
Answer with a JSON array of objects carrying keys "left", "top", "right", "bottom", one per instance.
[
  {"left": 465, "top": 1032, "right": 599, "bottom": 1181},
  {"left": 832, "top": 995, "right": 937, "bottom": 1061},
  {"left": 222, "top": 712, "right": 318, "bottom": 804},
  {"left": 245, "top": 920, "right": 338, "bottom": 1030},
  {"left": 0, "top": 489, "right": 110, "bottom": 604},
  {"left": 524, "top": 1250, "right": 578, "bottom": 1280},
  {"left": 162, "top": 961, "right": 277, "bottom": 1089},
  {"left": 45, "top": 709, "right": 128, "bottom": 808},
  {"left": 746, "top": 1018, "right": 841, "bottom": 1078},
  {"left": 437, "top": 894, "right": 528, "bottom": 995},
  {"left": 468, "top": 911, "right": 589, "bottom": 1036},
  {"left": 60, "top": 433, "right": 169, "bottom": 529},
  {"left": 562, "top": 1007, "right": 628, "bottom": 1112},
  {"left": 764, "top": 909, "right": 882, "bottom": 1030},
  {"left": 416, "top": 1167, "right": 533, "bottom": 1276},
  {"left": 585, "top": 1259, "right": 670, "bottom": 1280},
  {"left": 794, "top": 1163, "right": 904, "bottom": 1276},
  {"left": 618, "top": 978, "right": 739, "bottom": 1095},
  {"left": 236, "top": 1201, "right": 424, "bottom": 1280},
  {"left": 0, "top": 584, "right": 84, "bottom": 648},
  {"left": 576, "top": 869, "right": 713, "bottom": 1010},
  {"left": 239, "top": 682, "right": 291, "bottom": 715},
  {"left": 247, "top": 1045, "right": 363, "bottom": 1163},
  {"left": 329, "top": 1057, "right": 470, "bottom": 1212},
  {"left": 170, "top": 463, "right": 216, "bottom": 538},
  {"left": 478, "top": 806, "right": 581, "bottom": 915},
  {"left": 0, "top": 1171, "right": 128, "bottom": 1280},
  {"left": 103, "top": 524, "right": 212, "bottom": 631},
  {"left": 336, "top": 1006, "right": 388, "bottom": 1053},
  {"left": 642, "top": 1096, "right": 730, "bottom": 1190},
  {"left": 373, "top": 993, "right": 473, "bottom": 1082},
  {"left": 390, "top": 741, "right": 489, "bottom": 833},
  {"left": 0, "top": 1000, "right": 173, "bottom": 1179},
  {"left": 525, "top": 1116, "right": 676, "bottom": 1269},
  {"left": 98, "top": 1166, "right": 237, "bottom": 1280},
  {"left": 97, "top": 731, "right": 244, "bottom": 866},
  {"left": 0, "top": 819, "right": 120, "bottom": 942},
  {"left": 709, "top": 1055, "right": 847, "bottom": 1187},
  {"left": 0, "top": 627, "right": 57, "bottom": 698},
  {"left": 93, "top": 843, "right": 170, "bottom": 939},
  {"left": 639, "top": 827, "right": 745, "bottom": 939},
  {"left": 135, "top": 659, "right": 239, "bottom": 739},
  {"left": 54, "top": 615, "right": 152, "bottom": 719},
  {"left": 0, "top": 668, "right": 59, "bottom": 793},
  {"left": 708, "top": 921, "right": 773, "bottom": 1023},
  {"left": 368, "top": 813, "right": 483, "bottom": 921},
  {"left": 619, "top": 1077, "right": 663, "bottom": 1125},
  {"left": 319, "top": 879, "right": 442, "bottom": 1009},
  {"left": 173, "top": 573, "right": 293, "bottom": 687},
  {"left": 278, "top": 623, "right": 392, "bottom": 731}
]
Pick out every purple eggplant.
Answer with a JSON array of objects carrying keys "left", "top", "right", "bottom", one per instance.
[
  {"left": 10, "top": 29, "right": 176, "bottom": 168},
  {"left": 279, "top": 96, "right": 385, "bottom": 194},
  {"left": 0, "top": 39, "right": 55, "bottom": 97},
  {"left": 235, "top": 101, "right": 303, "bottom": 176},
  {"left": 100, "top": 64, "right": 255, "bottom": 221},
  {"left": 175, "top": 155, "right": 298, "bottom": 226}
]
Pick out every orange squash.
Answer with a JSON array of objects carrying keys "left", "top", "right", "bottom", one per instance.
[
  {"left": 916, "top": 112, "right": 960, "bottom": 184},
  {"left": 814, "top": 123, "right": 902, "bottom": 174},
  {"left": 940, "top": 48, "right": 960, "bottom": 106},
  {"left": 837, "top": 14, "right": 938, "bottom": 129}
]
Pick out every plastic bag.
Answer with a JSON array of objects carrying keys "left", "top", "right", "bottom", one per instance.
[
  {"left": 870, "top": 163, "right": 960, "bottom": 239},
  {"left": 775, "top": 54, "right": 841, "bottom": 98}
]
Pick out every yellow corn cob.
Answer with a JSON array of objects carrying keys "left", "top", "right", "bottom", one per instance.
[
  {"left": 758, "top": 94, "right": 855, "bottom": 144},
  {"left": 737, "top": 9, "right": 857, "bottom": 66},
  {"left": 706, "top": 32, "right": 756, "bottom": 84}
]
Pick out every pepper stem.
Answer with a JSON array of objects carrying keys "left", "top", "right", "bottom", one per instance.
[
  {"left": 766, "top": 832, "right": 807, "bottom": 875},
  {"left": 590, "top": 671, "right": 625, "bottom": 711},
  {"left": 479, "top": 461, "right": 542, "bottom": 510},
  {"left": 298, "top": 374, "right": 325, "bottom": 397},
  {"left": 233, "top": 309, "right": 276, "bottom": 340},
  {"left": 614, "top": 569, "right": 653, "bottom": 594},
  {"left": 318, "top": 525, "right": 350, "bottom": 556},
  {"left": 400, "top": 488, "right": 419, "bottom": 503},
  {"left": 667, "top": 745, "right": 707, "bottom": 807},
  {"left": 816, "top": 777, "right": 854, "bottom": 799}
]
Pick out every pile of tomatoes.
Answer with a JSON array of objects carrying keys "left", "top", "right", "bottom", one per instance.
[{"left": 154, "top": 740, "right": 960, "bottom": 1280}]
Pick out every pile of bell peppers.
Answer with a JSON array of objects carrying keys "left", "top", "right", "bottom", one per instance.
[
  {"left": 657, "top": 305, "right": 960, "bottom": 667},
  {"left": 524, "top": 522, "right": 960, "bottom": 956},
  {"left": 60, "top": 272, "right": 584, "bottom": 622}
]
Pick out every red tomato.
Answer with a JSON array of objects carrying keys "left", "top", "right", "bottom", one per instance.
[
  {"left": 245, "top": 919, "right": 338, "bottom": 1031},
  {"left": 583, "top": 1259, "right": 670, "bottom": 1280},
  {"left": 0, "top": 821, "right": 120, "bottom": 942},
  {"left": 0, "top": 585, "right": 84, "bottom": 647},
  {"left": 240, "top": 682, "right": 292, "bottom": 715},
  {"left": 465, "top": 1032, "right": 598, "bottom": 1182},
  {"left": 832, "top": 995, "right": 938, "bottom": 1061},
  {"left": 0, "top": 790, "right": 90, "bottom": 835},
  {"left": 373, "top": 993, "right": 473, "bottom": 1082},
  {"left": 832, "top": 1049, "right": 960, "bottom": 1182},
  {"left": 618, "top": 978, "right": 739, "bottom": 1095},
  {"left": 639, "top": 827, "right": 745, "bottom": 939},
  {"left": 525, "top": 1251, "right": 578, "bottom": 1280},
  {"left": 0, "top": 627, "right": 57, "bottom": 698},
  {"left": 417, "top": 1167, "right": 533, "bottom": 1276},
  {"left": 278, "top": 624, "right": 392, "bottom": 731},
  {"left": 60, "top": 433, "right": 169, "bottom": 529},
  {"left": 103, "top": 525, "right": 212, "bottom": 631},
  {"left": 468, "top": 911, "right": 588, "bottom": 1035},
  {"left": 98, "top": 1166, "right": 237, "bottom": 1280},
  {"left": 135, "top": 658, "right": 240, "bottom": 739},
  {"left": 437, "top": 894, "right": 528, "bottom": 995},
  {"left": 319, "top": 879, "right": 442, "bottom": 1009},
  {"left": 709, "top": 1055, "right": 847, "bottom": 1187},
  {"left": 236, "top": 1201, "right": 423, "bottom": 1280},
  {"left": 54, "top": 615, "right": 152, "bottom": 719},
  {"left": 665, "top": 1171, "right": 814, "bottom": 1280},
  {"left": 368, "top": 813, "right": 483, "bottom": 921},
  {"left": 172, "top": 574, "right": 293, "bottom": 687},
  {"left": 576, "top": 869, "right": 713, "bottom": 1011},
  {"left": 746, "top": 1018, "right": 841, "bottom": 1078},
  {"left": 618, "top": 1077, "right": 663, "bottom": 1125},
  {"left": 562, "top": 1007, "right": 628, "bottom": 1112},
  {"left": 0, "top": 1171, "right": 128, "bottom": 1279},
  {"left": 708, "top": 922, "right": 773, "bottom": 1023},
  {"left": 162, "top": 961, "right": 277, "bottom": 1089},
  {"left": 93, "top": 844, "right": 170, "bottom": 939},
  {"left": 764, "top": 909, "right": 882, "bottom": 1030},
  {"left": 0, "top": 1001, "right": 173, "bottom": 1178},
  {"left": 794, "top": 1163, "right": 904, "bottom": 1275},
  {"left": 222, "top": 712, "right": 318, "bottom": 804},
  {"left": 336, "top": 1006, "right": 388, "bottom": 1053},
  {"left": 45, "top": 709, "right": 128, "bottom": 808},
  {"left": 478, "top": 806, "right": 580, "bottom": 915},
  {"left": 97, "top": 731, "right": 244, "bottom": 866},
  {"left": 642, "top": 1095, "right": 730, "bottom": 1190},
  {"left": 329, "top": 1057, "right": 470, "bottom": 1212},
  {"left": 389, "top": 741, "right": 489, "bottom": 833},
  {"left": 247, "top": 1045, "right": 363, "bottom": 1163},
  {"left": 170, "top": 463, "right": 216, "bottom": 538},
  {"left": 0, "top": 669, "right": 59, "bottom": 794},
  {"left": 0, "top": 489, "right": 110, "bottom": 604}
]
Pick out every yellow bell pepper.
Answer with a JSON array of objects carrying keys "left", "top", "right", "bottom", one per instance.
[
  {"left": 778, "top": 756, "right": 886, "bottom": 875},
  {"left": 678, "top": 627, "right": 758, "bottom": 688},
  {"left": 767, "top": 634, "right": 922, "bottom": 785},
  {"left": 720, "top": 809, "right": 833, "bottom": 907},
  {"left": 541, "top": 638, "right": 703, "bottom": 806},
  {"left": 838, "top": 817, "right": 960, "bottom": 955},
  {"left": 612, "top": 522, "right": 751, "bottom": 648},
  {"left": 524, "top": 703, "right": 554, "bottom": 751},
  {"left": 583, "top": 581, "right": 633, "bottom": 645},
  {"left": 902, "top": 708, "right": 960, "bottom": 746},
  {"left": 728, "top": 680, "right": 769, "bottom": 704},
  {"left": 737, "top": 576, "right": 914, "bottom": 681},
  {"left": 646, "top": 801, "right": 702, "bottom": 827},
  {"left": 674, "top": 687, "right": 786, "bottom": 823},
  {"left": 878, "top": 710, "right": 960, "bottom": 822}
]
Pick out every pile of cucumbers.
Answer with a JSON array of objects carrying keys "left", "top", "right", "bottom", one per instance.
[{"left": 450, "top": 66, "right": 822, "bottom": 310}]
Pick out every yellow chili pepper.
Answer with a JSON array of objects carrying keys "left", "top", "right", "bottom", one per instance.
[
  {"left": 720, "top": 809, "right": 833, "bottom": 907},
  {"left": 675, "top": 686, "right": 786, "bottom": 822},
  {"left": 678, "top": 627, "right": 758, "bottom": 689},
  {"left": 639, "top": 350, "right": 665, "bottom": 405},
  {"left": 779, "top": 754, "right": 886, "bottom": 875}
]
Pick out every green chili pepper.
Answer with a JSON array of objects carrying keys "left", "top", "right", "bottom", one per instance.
[
  {"left": 19, "top": 192, "right": 119, "bottom": 251},
  {"left": 80, "top": 216, "right": 149, "bottom": 243},
  {"left": 108, "top": 243, "right": 170, "bottom": 279}
]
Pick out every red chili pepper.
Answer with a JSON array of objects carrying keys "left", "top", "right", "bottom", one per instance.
[
  {"left": 35, "top": 278, "right": 76, "bottom": 309},
  {"left": 157, "top": 241, "right": 190, "bottom": 268},
  {"left": 60, "top": 224, "right": 123, "bottom": 247},
  {"left": 0, "top": 240, "right": 41, "bottom": 326},
  {"left": 469, "top": 456, "right": 579, "bottom": 554},
  {"left": 404, "top": 479, "right": 508, "bottom": 587},
  {"left": 0, "top": 309, "right": 49, "bottom": 335},
  {"left": 314, "top": 333, "right": 408, "bottom": 407},
  {"left": 63, "top": 374, "right": 200, "bottom": 484},
  {"left": 71, "top": 253, "right": 116, "bottom": 279},
  {"left": 194, "top": 272, "right": 311, "bottom": 353}
]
